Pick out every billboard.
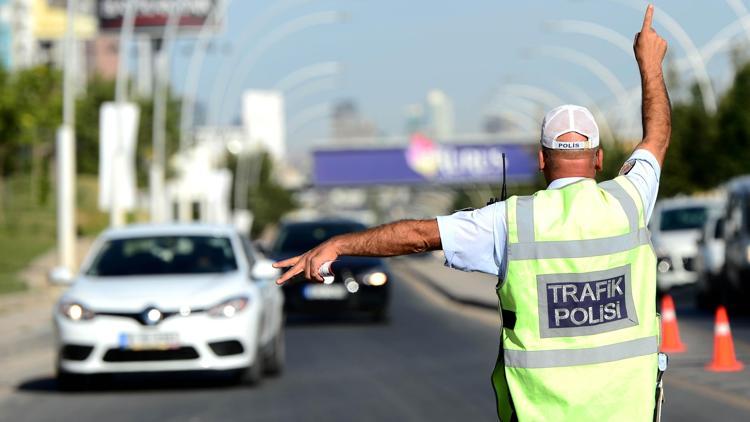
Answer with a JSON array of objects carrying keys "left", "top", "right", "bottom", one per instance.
[
  {"left": 313, "top": 134, "right": 539, "bottom": 187},
  {"left": 242, "top": 90, "right": 285, "bottom": 161},
  {"left": 99, "top": 102, "right": 140, "bottom": 211},
  {"left": 97, "top": 0, "right": 221, "bottom": 34}
]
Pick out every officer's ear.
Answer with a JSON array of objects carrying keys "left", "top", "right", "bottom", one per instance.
[
  {"left": 594, "top": 148, "right": 604, "bottom": 172},
  {"left": 538, "top": 148, "right": 546, "bottom": 172}
]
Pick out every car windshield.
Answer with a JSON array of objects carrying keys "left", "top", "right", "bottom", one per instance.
[
  {"left": 273, "top": 222, "right": 366, "bottom": 254},
  {"left": 86, "top": 235, "right": 238, "bottom": 276},
  {"left": 659, "top": 207, "right": 708, "bottom": 231}
]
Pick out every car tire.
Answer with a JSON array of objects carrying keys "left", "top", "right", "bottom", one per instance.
[
  {"left": 696, "top": 277, "right": 719, "bottom": 311},
  {"left": 370, "top": 308, "right": 388, "bottom": 323},
  {"left": 236, "top": 347, "right": 264, "bottom": 386},
  {"left": 56, "top": 369, "right": 88, "bottom": 392},
  {"left": 263, "top": 327, "right": 285, "bottom": 376}
]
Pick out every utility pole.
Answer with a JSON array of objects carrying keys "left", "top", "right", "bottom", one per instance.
[
  {"left": 56, "top": 0, "right": 77, "bottom": 272},
  {"left": 150, "top": 5, "right": 181, "bottom": 223},
  {"left": 111, "top": 0, "right": 137, "bottom": 227}
]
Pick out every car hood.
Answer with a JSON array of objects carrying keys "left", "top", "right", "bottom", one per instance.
[
  {"left": 64, "top": 272, "right": 248, "bottom": 312},
  {"left": 652, "top": 230, "right": 701, "bottom": 256}
]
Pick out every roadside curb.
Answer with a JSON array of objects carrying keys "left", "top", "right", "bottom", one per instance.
[{"left": 395, "top": 260, "right": 498, "bottom": 311}]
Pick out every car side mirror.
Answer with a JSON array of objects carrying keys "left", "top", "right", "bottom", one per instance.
[
  {"left": 253, "top": 240, "right": 268, "bottom": 255},
  {"left": 251, "top": 259, "right": 280, "bottom": 280},
  {"left": 48, "top": 266, "right": 74, "bottom": 285}
]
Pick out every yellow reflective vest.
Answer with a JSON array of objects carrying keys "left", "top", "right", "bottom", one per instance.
[{"left": 493, "top": 176, "right": 659, "bottom": 422}]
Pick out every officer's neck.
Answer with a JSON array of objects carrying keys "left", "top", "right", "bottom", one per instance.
[{"left": 543, "top": 169, "right": 596, "bottom": 186}]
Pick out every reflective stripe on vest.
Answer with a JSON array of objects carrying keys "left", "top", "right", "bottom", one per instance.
[
  {"left": 504, "top": 335, "right": 658, "bottom": 368},
  {"left": 508, "top": 180, "right": 646, "bottom": 260}
]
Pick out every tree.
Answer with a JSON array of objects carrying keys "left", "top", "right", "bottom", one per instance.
[
  {"left": 659, "top": 84, "right": 718, "bottom": 196},
  {"left": 242, "top": 152, "right": 297, "bottom": 236},
  {"left": 717, "top": 63, "right": 750, "bottom": 182}
]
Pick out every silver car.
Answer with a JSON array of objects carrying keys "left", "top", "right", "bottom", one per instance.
[{"left": 650, "top": 198, "right": 724, "bottom": 292}]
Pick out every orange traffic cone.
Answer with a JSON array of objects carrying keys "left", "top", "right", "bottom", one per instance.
[
  {"left": 660, "top": 295, "right": 686, "bottom": 353},
  {"left": 705, "top": 306, "right": 744, "bottom": 372}
]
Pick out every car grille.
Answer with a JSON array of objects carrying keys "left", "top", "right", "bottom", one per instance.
[
  {"left": 97, "top": 309, "right": 205, "bottom": 325},
  {"left": 683, "top": 257, "right": 695, "bottom": 272},
  {"left": 209, "top": 340, "right": 245, "bottom": 356},
  {"left": 61, "top": 344, "right": 94, "bottom": 361},
  {"left": 102, "top": 347, "right": 199, "bottom": 362}
]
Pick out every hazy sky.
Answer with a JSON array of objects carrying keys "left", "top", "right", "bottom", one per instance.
[{"left": 169, "top": 0, "right": 746, "bottom": 149}]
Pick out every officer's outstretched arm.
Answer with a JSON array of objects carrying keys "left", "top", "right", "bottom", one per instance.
[
  {"left": 633, "top": 4, "right": 671, "bottom": 167},
  {"left": 273, "top": 219, "right": 441, "bottom": 285}
]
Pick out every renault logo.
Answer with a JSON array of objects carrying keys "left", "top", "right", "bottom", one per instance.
[{"left": 141, "top": 307, "right": 163, "bottom": 326}]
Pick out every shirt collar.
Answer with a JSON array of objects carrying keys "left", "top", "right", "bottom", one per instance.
[{"left": 547, "top": 177, "right": 590, "bottom": 190}]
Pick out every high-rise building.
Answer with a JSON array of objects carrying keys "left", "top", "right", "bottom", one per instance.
[
  {"left": 86, "top": 33, "right": 118, "bottom": 79},
  {"left": 426, "top": 89, "right": 454, "bottom": 140},
  {"left": 0, "top": 0, "right": 97, "bottom": 74},
  {"left": 404, "top": 103, "right": 425, "bottom": 135},
  {"left": 330, "top": 99, "right": 377, "bottom": 142}
]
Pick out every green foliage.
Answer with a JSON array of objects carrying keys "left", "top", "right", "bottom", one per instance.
[
  {"left": 76, "top": 77, "right": 182, "bottom": 184},
  {"left": 243, "top": 152, "right": 297, "bottom": 236},
  {"left": 134, "top": 88, "right": 182, "bottom": 184},
  {"left": 0, "top": 174, "right": 107, "bottom": 294},
  {"left": 597, "top": 141, "right": 631, "bottom": 183},
  {"left": 657, "top": 62, "right": 750, "bottom": 197},
  {"left": 75, "top": 76, "right": 115, "bottom": 174},
  {"left": 0, "top": 175, "right": 55, "bottom": 293},
  {"left": 717, "top": 64, "right": 750, "bottom": 181},
  {"left": 0, "top": 66, "right": 62, "bottom": 176}
]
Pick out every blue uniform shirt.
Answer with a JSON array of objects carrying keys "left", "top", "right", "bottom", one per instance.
[{"left": 436, "top": 149, "right": 661, "bottom": 278}]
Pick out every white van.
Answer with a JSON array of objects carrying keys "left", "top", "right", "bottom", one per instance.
[{"left": 650, "top": 198, "right": 724, "bottom": 292}]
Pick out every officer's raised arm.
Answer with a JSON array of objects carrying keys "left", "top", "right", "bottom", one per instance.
[
  {"left": 273, "top": 219, "right": 441, "bottom": 285},
  {"left": 633, "top": 4, "right": 671, "bottom": 166}
]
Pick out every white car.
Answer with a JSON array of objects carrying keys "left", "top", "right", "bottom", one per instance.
[
  {"left": 52, "top": 224, "right": 284, "bottom": 390},
  {"left": 650, "top": 198, "right": 723, "bottom": 291}
]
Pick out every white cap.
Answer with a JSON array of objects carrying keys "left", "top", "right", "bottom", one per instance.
[{"left": 540, "top": 104, "right": 600, "bottom": 150}]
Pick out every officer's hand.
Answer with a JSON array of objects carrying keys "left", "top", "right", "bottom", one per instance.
[
  {"left": 633, "top": 5, "right": 667, "bottom": 75},
  {"left": 273, "top": 240, "right": 340, "bottom": 285}
]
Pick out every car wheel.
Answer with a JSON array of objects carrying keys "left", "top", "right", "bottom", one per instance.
[
  {"left": 263, "top": 327, "right": 285, "bottom": 376},
  {"left": 370, "top": 308, "right": 388, "bottom": 323},
  {"left": 236, "top": 347, "right": 264, "bottom": 386},
  {"left": 696, "top": 278, "right": 718, "bottom": 311},
  {"left": 56, "top": 368, "right": 88, "bottom": 392}
]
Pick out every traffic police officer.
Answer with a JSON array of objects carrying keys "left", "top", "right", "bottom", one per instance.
[{"left": 275, "top": 4, "right": 669, "bottom": 421}]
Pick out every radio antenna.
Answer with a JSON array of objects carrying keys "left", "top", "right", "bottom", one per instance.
[
  {"left": 500, "top": 153, "right": 507, "bottom": 201},
  {"left": 486, "top": 152, "right": 507, "bottom": 206}
]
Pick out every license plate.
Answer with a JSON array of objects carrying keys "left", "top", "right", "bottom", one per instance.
[
  {"left": 119, "top": 332, "right": 180, "bottom": 350},
  {"left": 303, "top": 284, "right": 347, "bottom": 300}
]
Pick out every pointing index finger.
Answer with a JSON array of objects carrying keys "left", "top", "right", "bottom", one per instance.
[
  {"left": 273, "top": 255, "right": 301, "bottom": 269},
  {"left": 642, "top": 4, "right": 654, "bottom": 31}
]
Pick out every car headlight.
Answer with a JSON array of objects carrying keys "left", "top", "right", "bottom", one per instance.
[
  {"left": 362, "top": 271, "right": 388, "bottom": 286},
  {"left": 207, "top": 296, "right": 249, "bottom": 318},
  {"left": 59, "top": 301, "right": 95, "bottom": 321}
]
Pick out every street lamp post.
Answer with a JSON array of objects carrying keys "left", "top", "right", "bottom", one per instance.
[
  {"left": 150, "top": 5, "right": 182, "bottom": 223},
  {"left": 55, "top": 0, "right": 78, "bottom": 273}
]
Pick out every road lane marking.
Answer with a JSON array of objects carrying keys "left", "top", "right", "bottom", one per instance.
[{"left": 667, "top": 373, "right": 750, "bottom": 413}]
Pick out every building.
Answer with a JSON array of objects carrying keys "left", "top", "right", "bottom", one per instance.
[
  {"left": 330, "top": 99, "right": 378, "bottom": 142},
  {"left": 86, "top": 32, "right": 118, "bottom": 79},
  {"left": 426, "top": 89, "right": 454, "bottom": 141},
  {"left": 0, "top": 0, "right": 96, "bottom": 70}
]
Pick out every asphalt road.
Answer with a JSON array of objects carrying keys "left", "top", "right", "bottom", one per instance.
[{"left": 1, "top": 260, "right": 749, "bottom": 422}]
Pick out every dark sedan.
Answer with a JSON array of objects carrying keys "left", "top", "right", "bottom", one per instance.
[{"left": 270, "top": 220, "right": 390, "bottom": 321}]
